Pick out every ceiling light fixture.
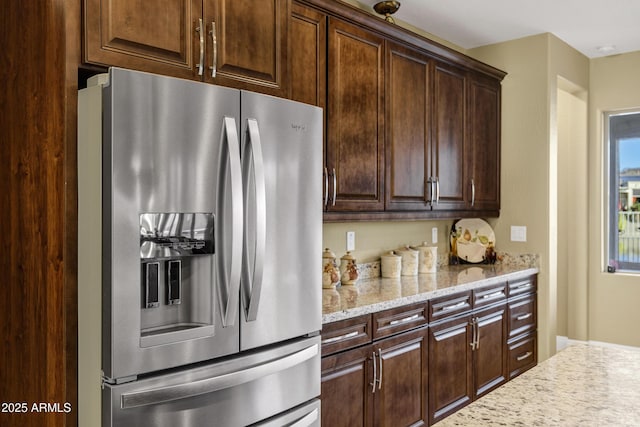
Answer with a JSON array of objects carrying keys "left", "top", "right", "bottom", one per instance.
[
  {"left": 596, "top": 45, "right": 616, "bottom": 54},
  {"left": 373, "top": 1, "right": 401, "bottom": 23}
]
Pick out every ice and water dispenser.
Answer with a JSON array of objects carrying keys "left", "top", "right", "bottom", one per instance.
[{"left": 139, "top": 212, "right": 215, "bottom": 339}]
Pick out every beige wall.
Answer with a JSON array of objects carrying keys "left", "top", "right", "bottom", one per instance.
[
  {"left": 588, "top": 51, "right": 640, "bottom": 347},
  {"left": 468, "top": 34, "right": 590, "bottom": 360},
  {"left": 323, "top": 220, "right": 452, "bottom": 264}
]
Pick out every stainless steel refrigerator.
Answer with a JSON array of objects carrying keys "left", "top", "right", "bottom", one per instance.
[{"left": 78, "top": 68, "right": 322, "bottom": 426}]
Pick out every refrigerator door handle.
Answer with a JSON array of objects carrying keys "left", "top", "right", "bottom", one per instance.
[
  {"left": 217, "top": 117, "right": 243, "bottom": 327},
  {"left": 120, "top": 343, "right": 319, "bottom": 409},
  {"left": 242, "top": 118, "right": 266, "bottom": 322}
]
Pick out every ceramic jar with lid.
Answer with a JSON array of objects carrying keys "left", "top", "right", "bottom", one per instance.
[
  {"left": 322, "top": 248, "right": 341, "bottom": 288},
  {"left": 416, "top": 241, "right": 437, "bottom": 273},
  {"left": 339, "top": 251, "right": 359, "bottom": 285},
  {"left": 397, "top": 246, "right": 418, "bottom": 276},
  {"left": 381, "top": 251, "right": 401, "bottom": 278}
]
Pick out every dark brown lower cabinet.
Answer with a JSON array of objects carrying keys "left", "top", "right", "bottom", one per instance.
[
  {"left": 428, "top": 313, "right": 473, "bottom": 424},
  {"left": 321, "top": 327, "right": 428, "bottom": 427},
  {"left": 321, "top": 345, "right": 373, "bottom": 426},
  {"left": 428, "top": 303, "right": 508, "bottom": 424}
]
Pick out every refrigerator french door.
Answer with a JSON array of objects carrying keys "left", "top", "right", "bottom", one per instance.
[{"left": 78, "top": 68, "right": 322, "bottom": 426}]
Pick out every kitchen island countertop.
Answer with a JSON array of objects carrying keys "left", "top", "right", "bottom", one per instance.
[
  {"left": 433, "top": 342, "right": 640, "bottom": 426},
  {"left": 322, "top": 264, "right": 538, "bottom": 324}
]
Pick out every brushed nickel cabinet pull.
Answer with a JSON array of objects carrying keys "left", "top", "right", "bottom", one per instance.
[
  {"left": 442, "top": 301, "right": 466, "bottom": 311},
  {"left": 516, "top": 313, "right": 532, "bottom": 321},
  {"left": 196, "top": 18, "right": 204, "bottom": 76},
  {"left": 209, "top": 21, "right": 217, "bottom": 78},
  {"left": 331, "top": 168, "right": 337, "bottom": 206},
  {"left": 389, "top": 314, "right": 419, "bottom": 326},
  {"left": 377, "top": 348, "right": 383, "bottom": 390},
  {"left": 469, "top": 318, "right": 477, "bottom": 350},
  {"left": 323, "top": 167, "right": 328, "bottom": 208},
  {"left": 370, "top": 351, "right": 377, "bottom": 394},
  {"left": 516, "top": 351, "right": 533, "bottom": 361},
  {"left": 482, "top": 291, "right": 504, "bottom": 300},
  {"left": 321, "top": 331, "right": 358, "bottom": 344},
  {"left": 471, "top": 178, "right": 476, "bottom": 207}
]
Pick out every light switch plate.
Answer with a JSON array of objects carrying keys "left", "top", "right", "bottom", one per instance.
[
  {"left": 346, "top": 231, "right": 355, "bottom": 251},
  {"left": 510, "top": 226, "right": 527, "bottom": 242},
  {"left": 432, "top": 227, "right": 438, "bottom": 244}
]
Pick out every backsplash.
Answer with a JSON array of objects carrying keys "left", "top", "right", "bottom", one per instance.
[{"left": 357, "top": 252, "right": 539, "bottom": 280}]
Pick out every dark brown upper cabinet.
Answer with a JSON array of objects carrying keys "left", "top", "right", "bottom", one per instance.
[
  {"left": 325, "top": 17, "right": 385, "bottom": 212},
  {"left": 83, "top": 0, "right": 289, "bottom": 96}
]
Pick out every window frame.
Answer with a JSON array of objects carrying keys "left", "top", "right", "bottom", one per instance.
[{"left": 605, "top": 109, "right": 640, "bottom": 273}]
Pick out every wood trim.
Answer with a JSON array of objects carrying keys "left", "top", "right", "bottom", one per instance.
[
  {"left": 323, "top": 208, "right": 500, "bottom": 222},
  {"left": 0, "top": 2, "right": 76, "bottom": 426}
]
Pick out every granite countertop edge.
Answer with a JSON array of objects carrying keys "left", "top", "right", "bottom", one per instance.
[{"left": 322, "top": 265, "right": 539, "bottom": 324}]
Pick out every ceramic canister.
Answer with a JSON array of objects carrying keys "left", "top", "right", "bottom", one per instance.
[
  {"left": 416, "top": 241, "right": 437, "bottom": 273},
  {"left": 322, "top": 248, "right": 341, "bottom": 288},
  {"left": 381, "top": 251, "right": 402, "bottom": 278},
  {"left": 397, "top": 246, "right": 418, "bottom": 276},
  {"left": 339, "top": 251, "right": 359, "bottom": 285}
]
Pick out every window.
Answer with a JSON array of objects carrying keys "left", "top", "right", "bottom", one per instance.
[{"left": 606, "top": 110, "right": 640, "bottom": 271}]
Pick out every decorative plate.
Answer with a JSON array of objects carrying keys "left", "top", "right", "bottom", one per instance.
[{"left": 451, "top": 219, "right": 496, "bottom": 264}]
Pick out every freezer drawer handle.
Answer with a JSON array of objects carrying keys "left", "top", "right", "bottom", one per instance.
[
  {"left": 291, "top": 408, "right": 318, "bottom": 427},
  {"left": 120, "top": 343, "right": 319, "bottom": 409}
]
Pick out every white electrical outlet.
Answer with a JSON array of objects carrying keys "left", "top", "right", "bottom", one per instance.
[
  {"left": 432, "top": 227, "right": 438, "bottom": 244},
  {"left": 510, "top": 226, "right": 527, "bottom": 242},
  {"left": 346, "top": 231, "right": 356, "bottom": 251}
]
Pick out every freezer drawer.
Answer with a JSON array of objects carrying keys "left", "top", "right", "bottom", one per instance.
[{"left": 103, "top": 336, "right": 320, "bottom": 427}]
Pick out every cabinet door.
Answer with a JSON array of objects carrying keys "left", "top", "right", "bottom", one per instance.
[
  {"left": 203, "top": 0, "right": 288, "bottom": 96},
  {"left": 468, "top": 72, "right": 501, "bottom": 212},
  {"left": 428, "top": 314, "right": 473, "bottom": 424},
  {"left": 431, "top": 61, "right": 468, "bottom": 211},
  {"left": 84, "top": 0, "right": 202, "bottom": 79},
  {"left": 289, "top": 2, "right": 326, "bottom": 108},
  {"left": 321, "top": 345, "right": 374, "bottom": 427},
  {"left": 374, "top": 328, "right": 428, "bottom": 427},
  {"left": 327, "top": 18, "right": 385, "bottom": 211},
  {"left": 473, "top": 304, "right": 508, "bottom": 398},
  {"left": 385, "top": 42, "right": 433, "bottom": 211}
]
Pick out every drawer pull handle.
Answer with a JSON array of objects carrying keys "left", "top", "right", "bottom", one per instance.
[
  {"left": 516, "top": 313, "right": 532, "bottom": 321},
  {"left": 321, "top": 331, "right": 358, "bottom": 344},
  {"left": 442, "top": 301, "right": 466, "bottom": 311},
  {"left": 389, "top": 314, "right": 419, "bottom": 325},
  {"left": 482, "top": 291, "right": 504, "bottom": 300},
  {"left": 513, "top": 283, "right": 532, "bottom": 292},
  {"left": 516, "top": 351, "right": 533, "bottom": 361},
  {"left": 370, "top": 351, "right": 377, "bottom": 393}
]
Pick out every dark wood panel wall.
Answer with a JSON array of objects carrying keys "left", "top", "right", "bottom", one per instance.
[{"left": 0, "top": 1, "right": 79, "bottom": 426}]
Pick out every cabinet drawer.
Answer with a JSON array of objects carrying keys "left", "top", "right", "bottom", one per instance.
[
  {"left": 508, "top": 276, "right": 537, "bottom": 298},
  {"left": 429, "top": 291, "right": 472, "bottom": 322},
  {"left": 472, "top": 283, "right": 507, "bottom": 309},
  {"left": 507, "top": 333, "right": 537, "bottom": 379},
  {"left": 372, "top": 303, "right": 428, "bottom": 340},
  {"left": 321, "top": 315, "right": 372, "bottom": 356},
  {"left": 508, "top": 294, "right": 537, "bottom": 338}
]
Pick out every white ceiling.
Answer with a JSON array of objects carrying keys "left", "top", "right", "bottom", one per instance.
[{"left": 366, "top": 0, "right": 640, "bottom": 58}]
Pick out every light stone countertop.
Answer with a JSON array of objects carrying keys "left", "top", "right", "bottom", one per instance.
[
  {"left": 433, "top": 343, "right": 640, "bottom": 426},
  {"left": 322, "top": 264, "right": 539, "bottom": 324}
]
